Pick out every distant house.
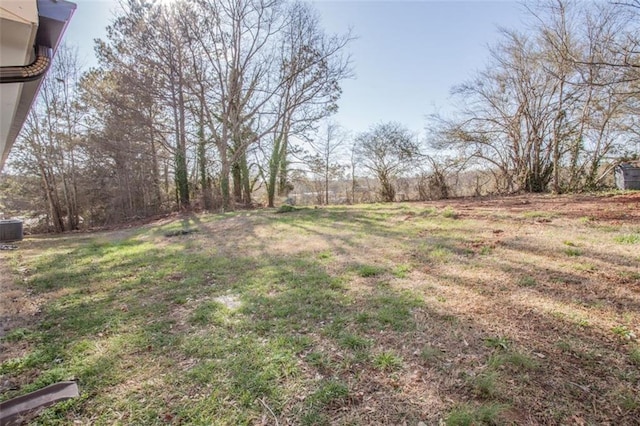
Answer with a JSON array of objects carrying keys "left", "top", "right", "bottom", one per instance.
[{"left": 614, "top": 161, "right": 640, "bottom": 190}]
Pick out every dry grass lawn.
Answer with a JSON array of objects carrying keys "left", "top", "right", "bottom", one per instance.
[{"left": 1, "top": 193, "right": 639, "bottom": 425}]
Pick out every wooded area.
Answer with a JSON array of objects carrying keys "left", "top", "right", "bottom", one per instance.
[{"left": 1, "top": 0, "right": 639, "bottom": 232}]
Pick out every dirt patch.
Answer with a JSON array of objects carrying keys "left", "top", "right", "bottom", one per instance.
[
  {"left": 429, "top": 192, "right": 640, "bottom": 223},
  {"left": 0, "top": 252, "right": 41, "bottom": 339}
]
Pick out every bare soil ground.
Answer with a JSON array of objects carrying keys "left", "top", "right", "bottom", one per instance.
[
  {"left": 0, "top": 252, "right": 41, "bottom": 337},
  {"left": 428, "top": 192, "right": 640, "bottom": 222}
]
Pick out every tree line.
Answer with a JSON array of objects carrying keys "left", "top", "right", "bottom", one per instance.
[
  {"left": 431, "top": 0, "right": 640, "bottom": 194},
  {"left": 1, "top": 0, "right": 639, "bottom": 232}
]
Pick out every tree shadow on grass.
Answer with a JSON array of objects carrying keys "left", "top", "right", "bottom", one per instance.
[{"left": 2, "top": 206, "right": 639, "bottom": 424}]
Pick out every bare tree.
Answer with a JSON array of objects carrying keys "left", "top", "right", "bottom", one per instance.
[
  {"left": 95, "top": 0, "right": 194, "bottom": 209},
  {"left": 264, "top": 2, "right": 352, "bottom": 207},
  {"left": 10, "top": 45, "right": 84, "bottom": 232},
  {"left": 178, "top": 0, "right": 351, "bottom": 209},
  {"left": 431, "top": 0, "right": 634, "bottom": 193},
  {"left": 304, "top": 120, "right": 347, "bottom": 204},
  {"left": 416, "top": 155, "right": 464, "bottom": 200},
  {"left": 355, "top": 122, "right": 420, "bottom": 202}
]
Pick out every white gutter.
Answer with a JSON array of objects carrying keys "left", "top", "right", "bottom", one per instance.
[{"left": 0, "top": 0, "right": 76, "bottom": 171}]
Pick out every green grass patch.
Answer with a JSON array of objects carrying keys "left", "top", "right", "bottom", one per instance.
[
  {"left": 300, "top": 410, "right": 330, "bottom": 426},
  {"left": 564, "top": 247, "right": 583, "bottom": 257},
  {"left": 441, "top": 206, "right": 458, "bottom": 219},
  {"left": 489, "top": 351, "right": 539, "bottom": 371},
  {"left": 309, "top": 380, "right": 349, "bottom": 406},
  {"left": 339, "top": 333, "right": 371, "bottom": 351},
  {"left": 470, "top": 370, "right": 501, "bottom": 399},
  {"left": 355, "top": 264, "right": 385, "bottom": 278},
  {"left": 573, "top": 262, "right": 597, "bottom": 272},
  {"left": 276, "top": 204, "right": 297, "bottom": 213},
  {"left": 523, "top": 211, "right": 557, "bottom": 220},
  {"left": 429, "top": 245, "right": 453, "bottom": 263},
  {"left": 189, "top": 300, "right": 227, "bottom": 326},
  {"left": 305, "top": 351, "right": 330, "bottom": 371},
  {"left": 302, "top": 379, "right": 350, "bottom": 423},
  {"left": 517, "top": 275, "right": 537, "bottom": 287},
  {"left": 420, "top": 207, "right": 438, "bottom": 216},
  {"left": 1, "top": 327, "right": 32, "bottom": 342},
  {"left": 614, "top": 233, "right": 640, "bottom": 244},
  {"left": 630, "top": 346, "right": 640, "bottom": 366},
  {"left": 373, "top": 351, "right": 403, "bottom": 371},
  {"left": 317, "top": 250, "right": 333, "bottom": 260},
  {"left": 445, "top": 402, "right": 507, "bottom": 426},
  {"left": 612, "top": 325, "right": 636, "bottom": 341},
  {"left": 620, "top": 270, "right": 640, "bottom": 281},
  {"left": 365, "top": 291, "right": 421, "bottom": 331},
  {"left": 616, "top": 390, "right": 640, "bottom": 411},
  {"left": 391, "top": 263, "right": 411, "bottom": 278},
  {"left": 479, "top": 245, "right": 493, "bottom": 255},
  {"left": 420, "top": 345, "right": 443, "bottom": 363},
  {"left": 484, "top": 336, "right": 510, "bottom": 351}
]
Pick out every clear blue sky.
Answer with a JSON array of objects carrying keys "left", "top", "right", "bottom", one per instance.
[{"left": 65, "top": 0, "right": 526, "bottom": 136}]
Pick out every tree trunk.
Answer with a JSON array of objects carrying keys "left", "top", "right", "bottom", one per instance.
[
  {"left": 277, "top": 132, "right": 289, "bottom": 196},
  {"left": 169, "top": 57, "right": 189, "bottom": 209},
  {"left": 197, "top": 125, "right": 212, "bottom": 210},
  {"left": 39, "top": 164, "right": 65, "bottom": 233},
  {"left": 220, "top": 142, "right": 231, "bottom": 211},
  {"left": 149, "top": 112, "right": 163, "bottom": 212},
  {"left": 267, "top": 135, "right": 282, "bottom": 208},
  {"left": 232, "top": 161, "right": 243, "bottom": 203},
  {"left": 176, "top": 82, "right": 190, "bottom": 208},
  {"left": 240, "top": 151, "right": 252, "bottom": 205}
]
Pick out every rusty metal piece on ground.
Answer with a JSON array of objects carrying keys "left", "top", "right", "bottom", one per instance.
[{"left": 0, "top": 381, "right": 79, "bottom": 425}]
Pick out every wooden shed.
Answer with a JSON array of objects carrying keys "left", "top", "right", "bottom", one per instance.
[{"left": 615, "top": 162, "right": 640, "bottom": 190}]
